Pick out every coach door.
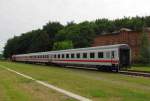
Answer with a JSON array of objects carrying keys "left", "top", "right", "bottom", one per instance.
[
  {"left": 111, "top": 51, "right": 115, "bottom": 65},
  {"left": 49, "top": 54, "right": 53, "bottom": 62},
  {"left": 119, "top": 48, "right": 130, "bottom": 68}
]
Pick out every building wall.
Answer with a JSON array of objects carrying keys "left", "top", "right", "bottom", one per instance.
[{"left": 92, "top": 31, "right": 150, "bottom": 62}]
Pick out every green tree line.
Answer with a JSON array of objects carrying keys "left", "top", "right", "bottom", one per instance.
[{"left": 3, "top": 16, "right": 150, "bottom": 58}]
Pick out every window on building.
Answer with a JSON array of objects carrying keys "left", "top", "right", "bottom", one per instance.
[
  {"left": 76, "top": 53, "right": 80, "bottom": 58},
  {"left": 83, "top": 53, "right": 87, "bottom": 58},
  {"left": 90, "top": 52, "right": 95, "bottom": 58},
  {"left": 98, "top": 52, "right": 103, "bottom": 58}
]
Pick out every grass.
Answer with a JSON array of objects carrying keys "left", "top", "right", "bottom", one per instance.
[
  {"left": 0, "top": 61, "right": 150, "bottom": 101},
  {"left": 129, "top": 64, "right": 150, "bottom": 72},
  {"left": 0, "top": 62, "right": 75, "bottom": 101}
]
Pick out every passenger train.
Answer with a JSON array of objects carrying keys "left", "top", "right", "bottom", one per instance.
[{"left": 12, "top": 44, "right": 131, "bottom": 72}]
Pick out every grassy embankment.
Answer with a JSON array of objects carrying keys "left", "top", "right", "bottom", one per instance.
[
  {"left": 0, "top": 61, "right": 150, "bottom": 101},
  {"left": 130, "top": 64, "right": 150, "bottom": 72}
]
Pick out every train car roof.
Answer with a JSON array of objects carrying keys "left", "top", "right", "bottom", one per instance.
[{"left": 14, "top": 44, "right": 129, "bottom": 57}]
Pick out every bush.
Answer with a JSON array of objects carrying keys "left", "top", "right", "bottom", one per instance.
[
  {"left": 53, "top": 40, "right": 73, "bottom": 50},
  {"left": 139, "top": 33, "right": 150, "bottom": 64}
]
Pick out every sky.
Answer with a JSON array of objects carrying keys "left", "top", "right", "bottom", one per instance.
[{"left": 0, "top": 0, "right": 150, "bottom": 53}]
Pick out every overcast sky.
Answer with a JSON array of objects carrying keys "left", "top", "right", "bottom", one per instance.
[{"left": 0, "top": 0, "right": 150, "bottom": 53}]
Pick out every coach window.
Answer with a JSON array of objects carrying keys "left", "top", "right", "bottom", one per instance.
[
  {"left": 71, "top": 54, "right": 74, "bottom": 58},
  {"left": 90, "top": 52, "right": 95, "bottom": 58},
  {"left": 83, "top": 53, "right": 87, "bottom": 58},
  {"left": 111, "top": 51, "right": 115, "bottom": 58},
  {"left": 66, "top": 54, "right": 69, "bottom": 58},
  {"left": 62, "top": 54, "right": 64, "bottom": 58},
  {"left": 106, "top": 52, "right": 110, "bottom": 59},
  {"left": 76, "top": 53, "right": 80, "bottom": 58},
  {"left": 58, "top": 54, "right": 60, "bottom": 58},
  {"left": 98, "top": 52, "right": 104, "bottom": 58},
  {"left": 54, "top": 54, "right": 56, "bottom": 58}
]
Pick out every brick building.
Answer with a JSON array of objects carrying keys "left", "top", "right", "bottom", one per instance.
[{"left": 92, "top": 28, "right": 150, "bottom": 62}]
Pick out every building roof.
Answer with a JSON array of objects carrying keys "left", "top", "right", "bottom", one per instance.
[{"left": 120, "top": 28, "right": 132, "bottom": 32}]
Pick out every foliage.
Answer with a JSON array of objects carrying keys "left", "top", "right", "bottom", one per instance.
[
  {"left": 139, "top": 33, "right": 150, "bottom": 64},
  {"left": 3, "top": 36, "right": 20, "bottom": 58},
  {"left": 113, "top": 17, "right": 144, "bottom": 31},
  {"left": 27, "top": 30, "right": 51, "bottom": 52},
  {"left": 53, "top": 40, "right": 73, "bottom": 50},
  {"left": 0, "top": 54, "right": 3, "bottom": 59},
  {"left": 56, "top": 21, "right": 95, "bottom": 48},
  {"left": 94, "top": 19, "right": 114, "bottom": 34},
  {"left": 43, "top": 22, "right": 64, "bottom": 50}
]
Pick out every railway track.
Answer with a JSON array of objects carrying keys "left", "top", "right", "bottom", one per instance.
[
  {"left": 66, "top": 66, "right": 150, "bottom": 77},
  {"left": 17, "top": 62, "right": 150, "bottom": 78},
  {"left": 119, "top": 70, "right": 150, "bottom": 77}
]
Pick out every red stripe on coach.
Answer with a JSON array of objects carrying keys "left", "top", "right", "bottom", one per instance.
[{"left": 54, "top": 59, "right": 118, "bottom": 63}]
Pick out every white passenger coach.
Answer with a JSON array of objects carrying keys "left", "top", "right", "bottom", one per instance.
[{"left": 12, "top": 44, "right": 131, "bottom": 71}]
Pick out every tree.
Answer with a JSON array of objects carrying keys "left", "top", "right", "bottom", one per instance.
[
  {"left": 16, "top": 31, "right": 37, "bottom": 54},
  {"left": 43, "top": 22, "right": 64, "bottom": 50},
  {"left": 28, "top": 30, "right": 51, "bottom": 52},
  {"left": 144, "top": 16, "right": 150, "bottom": 27},
  {"left": 94, "top": 19, "right": 114, "bottom": 34},
  {"left": 139, "top": 32, "right": 150, "bottom": 64},
  {"left": 53, "top": 40, "right": 73, "bottom": 50},
  {"left": 55, "top": 21, "right": 95, "bottom": 48},
  {"left": 3, "top": 36, "right": 20, "bottom": 58},
  {"left": 0, "top": 54, "right": 3, "bottom": 59}
]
